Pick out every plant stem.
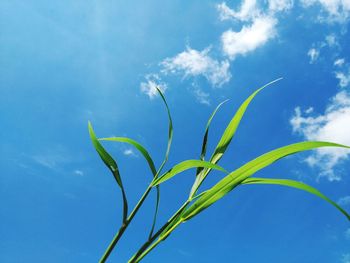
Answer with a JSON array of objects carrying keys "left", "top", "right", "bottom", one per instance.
[
  {"left": 99, "top": 185, "right": 154, "bottom": 262},
  {"left": 99, "top": 223, "right": 127, "bottom": 263},
  {"left": 128, "top": 200, "right": 191, "bottom": 262}
]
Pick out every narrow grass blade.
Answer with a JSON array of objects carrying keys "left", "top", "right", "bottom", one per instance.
[
  {"left": 147, "top": 87, "right": 174, "bottom": 238},
  {"left": 241, "top": 177, "right": 350, "bottom": 221},
  {"left": 152, "top": 160, "right": 228, "bottom": 186},
  {"left": 183, "top": 141, "right": 350, "bottom": 221},
  {"left": 195, "top": 100, "right": 229, "bottom": 176},
  {"left": 199, "top": 100, "right": 229, "bottom": 162},
  {"left": 210, "top": 78, "right": 282, "bottom": 164},
  {"left": 156, "top": 87, "right": 173, "bottom": 174},
  {"left": 190, "top": 78, "right": 283, "bottom": 197},
  {"left": 99, "top": 136, "right": 160, "bottom": 236},
  {"left": 100, "top": 137, "right": 157, "bottom": 176},
  {"left": 88, "top": 122, "right": 128, "bottom": 221},
  {"left": 89, "top": 122, "right": 123, "bottom": 186}
]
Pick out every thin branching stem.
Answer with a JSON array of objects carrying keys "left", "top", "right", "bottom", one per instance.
[
  {"left": 99, "top": 184, "right": 154, "bottom": 262},
  {"left": 128, "top": 200, "right": 191, "bottom": 262}
]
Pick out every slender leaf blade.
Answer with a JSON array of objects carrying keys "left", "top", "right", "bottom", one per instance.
[
  {"left": 100, "top": 137, "right": 157, "bottom": 176},
  {"left": 88, "top": 122, "right": 123, "bottom": 187},
  {"left": 88, "top": 121, "right": 128, "bottom": 221},
  {"left": 242, "top": 177, "right": 350, "bottom": 220},
  {"left": 156, "top": 87, "right": 173, "bottom": 173},
  {"left": 183, "top": 141, "right": 350, "bottom": 220},
  {"left": 199, "top": 99, "right": 229, "bottom": 162},
  {"left": 190, "top": 78, "right": 282, "bottom": 197},
  {"left": 152, "top": 160, "right": 228, "bottom": 186},
  {"left": 210, "top": 78, "right": 282, "bottom": 165}
]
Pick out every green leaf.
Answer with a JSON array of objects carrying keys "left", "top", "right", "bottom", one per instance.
[
  {"left": 182, "top": 141, "right": 350, "bottom": 221},
  {"left": 210, "top": 78, "right": 282, "bottom": 165},
  {"left": 195, "top": 99, "right": 229, "bottom": 177},
  {"left": 190, "top": 78, "right": 282, "bottom": 197},
  {"left": 152, "top": 160, "right": 228, "bottom": 186},
  {"left": 149, "top": 87, "right": 174, "bottom": 238},
  {"left": 199, "top": 99, "right": 229, "bottom": 162},
  {"left": 88, "top": 121, "right": 128, "bottom": 221},
  {"left": 156, "top": 87, "right": 173, "bottom": 174},
  {"left": 99, "top": 137, "right": 157, "bottom": 176},
  {"left": 88, "top": 122, "right": 123, "bottom": 187},
  {"left": 241, "top": 177, "right": 350, "bottom": 221}
]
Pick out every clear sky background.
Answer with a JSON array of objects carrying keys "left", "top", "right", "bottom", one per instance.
[{"left": 1, "top": 1, "right": 350, "bottom": 262}]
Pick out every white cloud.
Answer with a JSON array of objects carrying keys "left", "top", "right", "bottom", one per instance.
[
  {"left": 334, "top": 58, "right": 345, "bottom": 67},
  {"left": 140, "top": 74, "right": 168, "bottom": 99},
  {"left": 268, "top": 0, "right": 294, "bottom": 13},
  {"left": 335, "top": 67, "right": 350, "bottom": 88},
  {"left": 221, "top": 16, "right": 277, "bottom": 59},
  {"left": 307, "top": 48, "right": 320, "bottom": 64},
  {"left": 217, "top": 1, "right": 260, "bottom": 22},
  {"left": 290, "top": 90, "right": 350, "bottom": 180},
  {"left": 161, "top": 47, "right": 231, "bottom": 87},
  {"left": 123, "top": 148, "right": 138, "bottom": 157},
  {"left": 192, "top": 87, "right": 211, "bottom": 105},
  {"left": 325, "top": 34, "right": 338, "bottom": 47},
  {"left": 74, "top": 170, "right": 84, "bottom": 176},
  {"left": 338, "top": 196, "right": 350, "bottom": 206},
  {"left": 300, "top": 0, "right": 350, "bottom": 23}
]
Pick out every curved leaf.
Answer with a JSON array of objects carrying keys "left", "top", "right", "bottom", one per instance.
[
  {"left": 152, "top": 160, "right": 228, "bottom": 186},
  {"left": 88, "top": 121, "right": 128, "bottom": 221},
  {"left": 156, "top": 87, "right": 173, "bottom": 174},
  {"left": 100, "top": 137, "right": 157, "bottom": 176},
  {"left": 241, "top": 177, "right": 350, "bottom": 220},
  {"left": 183, "top": 141, "right": 350, "bottom": 221},
  {"left": 199, "top": 99, "right": 229, "bottom": 162},
  {"left": 190, "top": 78, "right": 283, "bottom": 197}
]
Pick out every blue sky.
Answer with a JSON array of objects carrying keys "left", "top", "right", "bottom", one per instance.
[{"left": 1, "top": 0, "right": 350, "bottom": 262}]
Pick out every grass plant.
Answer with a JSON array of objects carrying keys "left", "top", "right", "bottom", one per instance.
[{"left": 89, "top": 79, "right": 350, "bottom": 262}]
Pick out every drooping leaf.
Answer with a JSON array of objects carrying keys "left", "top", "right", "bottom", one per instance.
[
  {"left": 156, "top": 87, "right": 173, "bottom": 174},
  {"left": 88, "top": 122, "right": 123, "bottom": 186},
  {"left": 183, "top": 141, "right": 350, "bottom": 221},
  {"left": 148, "top": 87, "right": 174, "bottom": 238},
  {"left": 152, "top": 160, "right": 228, "bottom": 186},
  {"left": 190, "top": 78, "right": 283, "bottom": 197},
  {"left": 88, "top": 121, "right": 128, "bottom": 221},
  {"left": 241, "top": 177, "right": 350, "bottom": 220},
  {"left": 100, "top": 137, "right": 157, "bottom": 176}
]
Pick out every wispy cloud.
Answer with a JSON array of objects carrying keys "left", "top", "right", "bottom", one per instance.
[
  {"left": 32, "top": 153, "right": 68, "bottom": 170},
  {"left": 290, "top": 90, "right": 350, "bottom": 180},
  {"left": 192, "top": 86, "right": 211, "bottom": 105},
  {"left": 161, "top": 47, "right": 231, "bottom": 87},
  {"left": 334, "top": 58, "right": 345, "bottom": 67},
  {"left": 335, "top": 66, "right": 350, "bottom": 88},
  {"left": 140, "top": 74, "right": 168, "bottom": 99},
  {"left": 74, "top": 169, "right": 84, "bottom": 176},
  {"left": 307, "top": 48, "right": 320, "bottom": 64},
  {"left": 300, "top": 0, "right": 350, "bottom": 23},
  {"left": 268, "top": 0, "right": 294, "bottom": 13},
  {"left": 217, "top": 0, "right": 260, "bottom": 22},
  {"left": 123, "top": 148, "right": 138, "bottom": 157}
]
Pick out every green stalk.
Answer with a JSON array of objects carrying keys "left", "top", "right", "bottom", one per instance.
[
  {"left": 99, "top": 185, "right": 154, "bottom": 262},
  {"left": 128, "top": 200, "right": 191, "bottom": 262}
]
